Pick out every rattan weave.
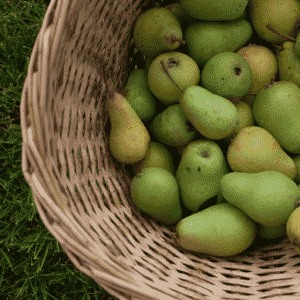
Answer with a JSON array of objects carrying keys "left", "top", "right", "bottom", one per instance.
[{"left": 20, "top": 0, "right": 300, "bottom": 299}]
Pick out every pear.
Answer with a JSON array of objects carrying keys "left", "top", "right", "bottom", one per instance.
[
  {"left": 148, "top": 51, "right": 200, "bottom": 105},
  {"left": 225, "top": 101, "right": 254, "bottom": 142},
  {"left": 176, "top": 203, "right": 256, "bottom": 256},
  {"left": 108, "top": 93, "right": 150, "bottom": 164},
  {"left": 179, "top": 85, "right": 239, "bottom": 140},
  {"left": 184, "top": 19, "right": 253, "bottom": 66},
  {"left": 276, "top": 41, "right": 300, "bottom": 88},
  {"left": 221, "top": 170, "right": 300, "bottom": 226},
  {"left": 240, "top": 94, "right": 256, "bottom": 109},
  {"left": 227, "top": 126, "right": 297, "bottom": 180},
  {"left": 200, "top": 52, "right": 252, "bottom": 98},
  {"left": 236, "top": 44, "right": 278, "bottom": 95},
  {"left": 150, "top": 104, "right": 197, "bottom": 148},
  {"left": 257, "top": 223, "right": 287, "bottom": 240},
  {"left": 130, "top": 167, "right": 182, "bottom": 225},
  {"left": 176, "top": 139, "right": 230, "bottom": 212},
  {"left": 132, "top": 141, "right": 175, "bottom": 175},
  {"left": 287, "top": 205, "right": 300, "bottom": 255},
  {"left": 249, "top": 0, "right": 300, "bottom": 44},
  {"left": 133, "top": 7, "right": 185, "bottom": 58},
  {"left": 165, "top": 3, "right": 196, "bottom": 29},
  {"left": 122, "top": 69, "right": 157, "bottom": 122},
  {"left": 253, "top": 80, "right": 300, "bottom": 154},
  {"left": 180, "top": 0, "right": 249, "bottom": 21}
]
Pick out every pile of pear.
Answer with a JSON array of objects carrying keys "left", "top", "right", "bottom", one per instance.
[{"left": 107, "top": 0, "right": 300, "bottom": 257}]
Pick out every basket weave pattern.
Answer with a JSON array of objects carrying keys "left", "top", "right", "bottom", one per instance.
[{"left": 20, "top": 0, "right": 300, "bottom": 299}]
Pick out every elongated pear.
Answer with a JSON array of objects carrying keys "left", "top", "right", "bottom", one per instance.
[
  {"left": 176, "top": 203, "right": 256, "bottom": 256},
  {"left": 227, "top": 126, "right": 297, "bottom": 180},
  {"left": 108, "top": 93, "right": 150, "bottom": 164},
  {"left": 221, "top": 171, "right": 300, "bottom": 226}
]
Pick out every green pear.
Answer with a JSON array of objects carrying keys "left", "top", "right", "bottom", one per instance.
[
  {"left": 201, "top": 52, "right": 252, "bottom": 98},
  {"left": 176, "top": 139, "right": 230, "bottom": 212},
  {"left": 227, "top": 126, "right": 297, "bottom": 180},
  {"left": 108, "top": 93, "right": 150, "bottom": 164},
  {"left": 257, "top": 223, "right": 287, "bottom": 239},
  {"left": 150, "top": 104, "right": 197, "bottom": 147},
  {"left": 130, "top": 167, "right": 182, "bottom": 225},
  {"left": 132, "top": 141, "right": 175, "bottom": 175},
  {"left": 184, "top": 19, "right": 252, "bottom": 66},
  {"left": 180, "top": 0, "right": 249, "bottom": 21},
  {"left": 221, "top": 170, "right": 300, "bottom": 226},
  {"left": 179, "top": 85, "right": 239, "bottom": 140},
  {"left": 122, "top": 69, "right": 157, "bottom": 122},
  {"left": 287, "top": 205, "right": 300, "bottom": 255},
  {"left": 276, "top": 41, "right": 300, "bottom": 88},
  {"left": 148, "top": 51, "right": 200, "bottom": 105},
  {"left": 293, "top": 155, "right": 300, "bottom": 184},
  {"left": 176, "top": 203, "right": 256, "bottom": 256},
  {"left": 225, "top": 101, "right": 254, "bottom": 142},
  {"left": 253, "top": 80, "right": 300, "bottom": 154},
  {"left": 133, "top": 7, "right": 185, "bottom": 58},
  {"left": 249, "top": 0, "right": 300, "bottom": 44},
  {"left": 236, "top": 44, "right": 278, "bottom": 95}
]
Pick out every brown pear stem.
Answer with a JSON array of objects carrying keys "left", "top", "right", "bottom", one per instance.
[
  {"left": 160, "top": 60, "right": 184, "bottom": 92},
  {"left": 170, "top": 35, "right": 186, "bottom": 45},
  {"left": 266, "top": 24, "right": 296, "bottom": 43}
]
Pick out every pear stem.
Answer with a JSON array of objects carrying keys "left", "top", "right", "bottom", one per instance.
[
  {"left": 266, "top": 24, "right": 296, "bottom": 43},
  {"left": 160, "top": 60, "right": 184, "bottom": 92},
  {"left": 169, "top": 35, "right": 186, "bottom": 45}
]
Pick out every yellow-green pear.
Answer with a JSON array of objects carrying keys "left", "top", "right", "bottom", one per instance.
[
  {"left": 176, "top": 203, "right": 256, "bottom": 256},
  {"left": 132, "top": 141, "right": 175, "bottom": 175},
  {"left": 225, "top": 101, "right": 254, "bottom": 142},
  {"left": 236, "top": 44, "right": 278, "bottom": 95},
  {"left": 287, "top": 204, "right": 300, "bottom": 255},
  {"left": 227, "top": 126, "right": 297, "bottom": 180},
  {"left": 108, "top": 93, "right": 150, "bottom": 164}
]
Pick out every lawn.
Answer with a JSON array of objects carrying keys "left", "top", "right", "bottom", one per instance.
[{"left": 0, "top": 0, "right": 119, "bottom": 299}]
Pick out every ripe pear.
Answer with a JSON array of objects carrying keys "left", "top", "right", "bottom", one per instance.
[
  {"left": 132, "top": 141, "right": 175, "bottom": 175},
  {"left": 184, "top": 19, "right": 253, "bottom": 66},
  {"left": 122, "top": 69, "right": 157, "bottom": 122},
  {"left": 249, "top": 0, "right": 300, "bottom": 44},
  {"left": 201, "top": 52, "right": 252, "bottom": 98},
  {"left": 227, "top": 126, "right": 297, "bottom": 180},
  {"left": 180, "top": 0, "right": 249, "bottom": 21},
  {"left": 236, "top": 44, "right": 278, "bottom": 95},
  {"left": 221, "top": 170, "right": 300, "bottom": 226},
  {"left": 108, "top": 93, "right": 150, "bottom": 164},
  {"left": 253, "top": 80, "right": 300, "bottom": 154},
  {"left": 130, "top": 167, "right": 182, "bottom": 225},
  {"left": 287, "top": 205, "right": 300, "bottom": 255},
  {"left": 179, "top": 85, "right": 239, "bottom": 140},
  {"left": 150, "top": 104, "right": 197, "bottom": 147},
  {"left": 133, "top": 7, "right": 185, "bottom": 58},
  {"left": 148, "top": 51, "right": 200, "bottom": 105},
  {"left": 276, "top": 41, "right": 300, "bottom": 88},
  {"left": 176, "top": 203, "right": 256, "bottom": 256},
  {"left": 176, "top": 139, "right": 230, "bottom": 212},
  {"left": 225, "top": 101, "right": 254, "bottom": 142}
]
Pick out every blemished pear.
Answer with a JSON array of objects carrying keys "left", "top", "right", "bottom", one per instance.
[
  {"left": 108, "top": 93, "right": 150, "bottom": 164},
  {"left": 227, "top": 126, "right": 297, "bottom": 180}
]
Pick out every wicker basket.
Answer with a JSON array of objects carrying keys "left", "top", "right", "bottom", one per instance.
[{"left": 20, "top": 0, "right": 300, "bottom": 299}]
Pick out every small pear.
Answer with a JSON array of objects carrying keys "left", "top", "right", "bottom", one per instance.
[
  {"left": 131, "top": 167, "right": 182, "bottom": 225},
  {"left": 176, "top": 203, "right": 256, "bottom": 256},
  {"left": 287, "top": 205, "right": 300, "bottom": 255},
  {"left": 227, "top": 126, "right": 297, "bottom": 180},
  {"left": 108, "top": 93, "right": 150, "bottom": 164},
  {"left": 221, "top": 171, "right": 300, "bottom": 226},
  {"left": 236, "top": 44, "right": 278, "bottom": 95},
  {"left": 176, "top": 139, "right": 230, "bottom": 212},
  {"left": 133, "top": 7, "right": 185, "bottom": 58},
  {"left": 150, "top": 104, "right": 197, "bottom": 147},
  {"left": 132, "top": 141, "right": 175, "bottom": 175}
]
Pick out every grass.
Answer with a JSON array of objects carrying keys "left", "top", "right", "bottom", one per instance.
[{"left": 0, "top": 1, "right": 119, "bottom": 299}]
